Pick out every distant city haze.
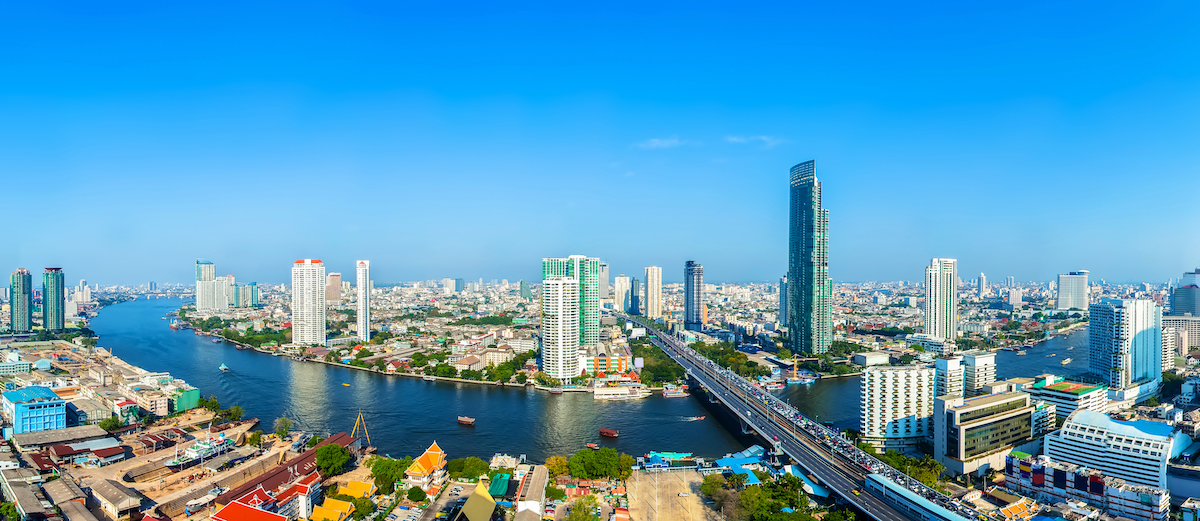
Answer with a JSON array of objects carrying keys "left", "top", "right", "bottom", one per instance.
[{"left": 3, "top": 3, "right": 1198, "bottom": 284}]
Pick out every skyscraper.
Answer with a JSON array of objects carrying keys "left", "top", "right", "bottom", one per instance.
[
  {"left": 628, "top": 278, "right": 641, "bottom": 315},
  {"left": 1171, "top": 267, "right": 1199, "bottom": 316},
  {"left": 1057, "top": 270, "right": 1090, "bottom": 311},
  {"left": 195, "top": 259, "right": 220, "bottom": 311},
  {"left": 613, "top": 275, "right": 630, "bottom": 313},
  {"left": 291, "top": 259, "right": 326, "bottom": 346},
  {"left": 787, "top": 160, "right": 832, "bottom": 355},
  {"left": 978, "top": 273, "right": 987, "bottom": 299},
  {"left": 542, "top": 255, "right": 601, "bottom": 346},
  {"left": 684, "top": 261, "right": 704, "bottom": 331},
  {"left": 779, "top": 275, "right": 788, "bottom": 324},
  {"left": 9, "top": 269, "right": 32, "bottom": 333},
  {"left": 356, "top": 261, "right": 370, "bottom": 342},
  {"left": 540, "top": 276, "right": 580, "bottom": 381},
  {"left": 598, "top": 262, "right": 610, "bottom": 300},
  {"left": 1089, "top": 299, "right": 1162, "bottom": 403},
  {"left": 644, "top": 266, "right": 662, "bottom": 319},
  {"left": 519, "top": 280, "right": 532, "bottom": 300},
  {"left": 326, "top": 273, "right": 342, "bottom": 303},
  {"left": 42, "top": 268, "right": 65, "bottom": 331},
  {"left": 924, "top": 258, "right": 958, "bottom": 340}
]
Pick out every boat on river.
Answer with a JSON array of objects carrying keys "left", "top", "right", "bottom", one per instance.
[
  {"left": 166, "top": 436, "right": 235, "bottom": 471},
  {"left": 211, "top": 337, "right": 222, "bottom": 343},
  {"left": 1016, "top": 350, "right": 1027, "bottom": 355},
  {"left": 662, "top": 384, "right": 688, "bottom": 397},
  {"left": 422, "top": 375, "right": 436, "bottom": 381},
  {"left": 458, "top": 416, "right": 475, "bottom": 426},
  {"left": 219, "top": 363, "right": 228, "bottom": 372},
  {"left": 586, "top": 443, "right": 599, "bottom": 450},
  {"left": 1061, "top": 358, "right": 1072, "bottom": 365},
  {"left": 600, "top": 428, "right": 619, "bottom": 438},
  {"left": 686, "top": 416, "right": 706, "bottom": 421},
  {"left": 549, "top": 388, "right": 563, "bottom": 394}
]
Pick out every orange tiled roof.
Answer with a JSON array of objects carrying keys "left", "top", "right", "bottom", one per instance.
[{"left": 407, "top": 442, "right": 446, "bottom": 477}]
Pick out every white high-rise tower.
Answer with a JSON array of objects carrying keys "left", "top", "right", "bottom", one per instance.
[
  {"left": 644, "top": 266, "right": 662, "bottom": 319},
  {"left": 613, "top": 275, "right": 631, "bottom": 313},
  {"left": 541, "top": 276, "right": 580, "bottom": 381},
  {"left": 291, "top": 259, "right": 326, "bottom": 346},
  {"left": 1056, "top": 270, "right": 1090, "bottom": 310},
  {"left": 978, "top": 273, "right": 987, "bottom": 299},
  {"left": 925, "top": 258, "right": 959, "bottom": 340},
  {"left": 357, "top": 260, "right": 371, "bottom": 342}
]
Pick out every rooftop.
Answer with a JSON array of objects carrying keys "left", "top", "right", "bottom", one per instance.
[
  {"left": 1036, "top": 380, "right": 1103, "bottom": 395},
  {"left": 2, "top": 386, "right": 61, "bottom": 403},
  {"left": 1068, "top": 410, "right": 1176, "bottom": 439}
]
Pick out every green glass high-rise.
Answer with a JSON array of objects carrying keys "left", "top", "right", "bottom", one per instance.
[
  {"left": 542, "top": 255, "right": 600, "bottom": 346},
  {"left": 42, "top": 268, "right": 66, "bottom": 331},
  {"left": 788, "top": 160, "right": 832, "bottom": 355},
  {"left": 9, "top": 269, "right": 33, "bottom": 333}
]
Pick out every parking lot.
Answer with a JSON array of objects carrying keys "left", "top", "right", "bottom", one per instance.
[
  {"left": 418, "top": 481, "right": 472, "bottom": 520},
  {"left": 626, "top": 471, "right": 720, "bottom": 521}
]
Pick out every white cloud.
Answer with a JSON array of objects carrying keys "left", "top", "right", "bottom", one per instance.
[
  {"left": 725, "top": 135, "right": 784, "bottom": 148},
  {"left": 635, "top": 137, "right": 690, "bottom": 149}
]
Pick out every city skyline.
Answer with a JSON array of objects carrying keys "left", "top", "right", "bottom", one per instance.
[{"left": 3, "top": 4, "right": 1199, "bottom": 285}]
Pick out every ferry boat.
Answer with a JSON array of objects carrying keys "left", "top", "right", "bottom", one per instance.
[
  {"left": 593, "top": 385, "right": 651, "bottom": 400},
  {"left": 169, "top": 321, "right": 180, "bottom": 330},
  {"left": 1061, "top": 358, "right": 1072, "bottom": 365},
  {"left": 548, "top": 388, "right": 564, "bottom": 394},
  {"left": 600, "top": 428, "right": 619, "bottom": 438},
  {"left": 662, "top": 384, "right": 688, "bottom": 398},
  {"left": 422, "top": 375, "right": 436, "bottom": 381},
  {"left": 166, "top": 436, "right": 235, "bottom": 471},
  {"left": 686, "top": 416, "right": 706, "bottom": 421},
  {"left": 211, "top": 337, "right": 222, "bottom": 343},
  {"left": 764, "top": 381, "right": 785, "bottom": 390},
  {"left": 586, "top": 443, "right": 599, "bottom": 450},
  {"left": 458, "top": 416, "right": 476, "bottom": 426},
  {"left": 1016, "top": 350, "right": 1027, "bottom": 356}
]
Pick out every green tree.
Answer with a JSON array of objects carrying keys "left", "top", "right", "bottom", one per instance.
[
  {"left": 98, "top": 417, "right": 124, "bottom": 432},
  {"left": 546, "top": 456, "right": 570, "bottom": 477},
  {"left": 308, "top": 436, "right": 325, "bottom": 447},
  {"left": 617, "top": 453, "right": 636, "bottom": 480},
  {"left": 274, "top": 417, "right": 294, "bottom": 438},
  {"left": 367, "top": 456, "right": 414, "bottom": 494},
  {"left": 247, "top": 430, "right": 263, "bottom": 448},
  {"left": 460, "top": 456, "right": 490, "bottom": 479},
  {"left": 316, "top": 444, "right": 352, "bottom": 476},
  {"left": 407, "top": 486, "right": 427, "bottom": 502},
  {"left": 226, "top": 404, "right": 245, "bottom": 422},
  {"left": 565, "top": 496, "right": 598, "bottom": 521},
  {"left": 204, "top": 395, "right": 221, "bottom": 411},
  {"left": 546, "top": 485, "right": 566, "bottom": 501},
  {"left": 0, "top": 502, "right": 20, "bottom": 521},
  {"left": 700, "top": 474, "right": 726, "bottom": 497}
]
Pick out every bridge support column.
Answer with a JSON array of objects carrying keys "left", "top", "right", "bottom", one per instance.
[{"left": 740, "top": 419, "right": 754, "bottom": 435}]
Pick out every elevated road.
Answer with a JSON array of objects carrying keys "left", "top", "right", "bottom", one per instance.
[{"left": 630, "top": 317, "right": 992, "bottom": 521}]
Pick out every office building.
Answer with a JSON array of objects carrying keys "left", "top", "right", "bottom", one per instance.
[
  {"left": 1025, "top": 375, "right": 1108, "bottom": 419},
  {"left": 962, "top": 351, "right": 997, "bottom": 397},
  {"left": 859, "top": 365, "right": 935, "bottom": 453},
  {"left": 612, "top": 275, "right": 630, "bottom": 312},
  {"left": 194, "top": 260, "right": 224, "bottom": 312},
  {"left": 1, "top": 386, "right": 66, "bottom": 435},
  {"left": 1045, "top": 410, "right": 1190, "bottom": 489},
  {"left": 628, "top": 278, "right": 641, "bottom": 315},
  {"left": 1004, "top": 453, "right": 1170, "bottom": 521},
  {"left": 326, "top": 273, "right": 342, "bottom": 303},
  {"left": 924, "top": 258, "right": 958, "bottom": 340},
  {"left": 291, "top": 259, "right": 326, "bottom": 346},
  {"left": 42, "top": 268, "right": 65, "bottom": 331},
  {"left": 231, "top": 283, "right": 259, "bottom": 308},
  {"left": 978, "top": 272, "right": 987, "bottom": 299},
  {"left": 356, "top": 261, "right": 370, "bottom": 342},
  {"left": 148, "top": 281, "right": 156, "bottom": 292},
  {"left": 787, "top": 160, "right": 832, "bottom": 355},
  {"left": 542, "top": 256, "right": 600, "bottom": 348},
  {"left": 1172, "top": 267, "right": 1200, "bottom": 316},
  {"left": 934, "top": 391, "right": 1051, "bottom": 476},
  {"left": 644, "top": 266, "right": 662, "bottom": 319},
  {"left": 1164, "top": 327, "right": 1177, "bottom": 371},
  {"left": 10, "top": 268, "right": 32, "bottom": 333},
  {"left": 1163, "top": 316, "right": 1200, "bottom": 350},
  {"left": 908, "top": 332, "right": 955, "bottom": 356},
  {"left": 684, "top": 261, "right": 704, "bottom": 331},
  {"left": 1007, "top": 276, "right": 1015, "bottom": 287},
  {"left": 1089, "top": 299, "right": 1162, "bottom": 404},
  {"left": 779, "top": 275, "right": 788, "bottom": 322},
  {"left": 1056, "top": 271, "right": 1090, "bottom": 311},
  {"left": 519, "top": 280, "right": 531, "bottom": 301},
  {"left": 540, "top": 276, "right": 580, "bottom": 381},
  {"left": 598, "top": 262, "right": 610, "bottom": 300},
  {"left": 935, "top": 355, "right": 964, "bottom": 399}
]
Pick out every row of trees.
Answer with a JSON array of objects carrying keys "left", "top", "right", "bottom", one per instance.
[
  {"left": 220, "top": 328, "right": 291, "bottom": 347},
  {"left": 689, "top": 341, "right": 772, "bottom": 379},
  {"left": 448, "top": 314, "right": 514, "bottom": 326},
  {"left": 699, "top": 473, "right": 857, "bottom": 521},
  {"left": 545, "top": 448, "right": 636, "bottom": 480}
]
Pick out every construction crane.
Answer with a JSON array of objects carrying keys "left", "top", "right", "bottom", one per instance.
[{"left": 351, "top": 410, "right": 371, "bottom": 447}]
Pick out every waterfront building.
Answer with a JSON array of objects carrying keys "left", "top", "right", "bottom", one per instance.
[
  {"left": 540, "top": 276, "right": 580, "bottom": 381},
  {"left": 1, "top": 386, "right": 67, "bottom": 434},
  {"left": 9, "top": 268, "right": 32, "bottom": 333},
  {"left": 628, "top": 277, "right": 641, "bottom": 315},
  {"left": 356, "top": 261, "right": 370, "bottom": 342},
  {"left": 935, "top": 355, "right": 964, "bottom": 399},
  {"left": 779, "top": 275, "right": 788, "bottom": 323},
  {"left": 542, "top": 256, "right": 601, "bottom": 347},
  {"left": 42, "top": 268, "right": 65, "bottom": 331},
  {"left": 907, "top": 332, "right": 955, "bottom": 356},
  {"left": 405, "top": 442, "right": 448, "bottom": 495},
  {"left": 613, "top": 275, "right": 630, "bottom": 313},
  {"left": 685, "top": 261, "right": 704, "bottom": 331},
  {"left": 1173, "top": 267, "right": 1200, "bottom": 316},
  {"left": 291, "top": 259, "right": 327, "bottom": 346},
  {"left": 1045, "top": 409, "right": 1191, "bottom": 489},
  {"left": 1025, "top": 374, "right": 1108, "bottom": 419},
  {"left": 962, "top": 351, "right": 997, "bottom": 397},
  {"left": 925, "top": 258, "right": 958, "bottom": 340},
  {"left": 194, "top": 259, "right": 218, "bottom": 311},
  {"left": 1089, "top": 299, "right": 1162, "bottom": 404},
  {"left": 978, "top": 272, "right": 987, "bottom": 299},
  {"left": 787, "top": 160, "right": 832, "bottom": 355},
  {"left": 1004, "top": 453, "right": 1169, "bottom": 521},
  {"left": 598, "top": 262, "right": 610, "bottom": 300},
  {"left": 1163, "top": 315, "right": 1200, "bottom": 351},
  {"left": 1056, "top": 271, "right": 1090, "bottom": 311},
  {"left": 859, "top": 365, "right": 935, "bottom": 453},
  {"left": 326, "top": 273, "right": 342, "bottom": 303},
  {"left": 933, "top": 391, "right": 1050, "bottom": 476},
  {"left": 644, "top": 266, "right": 662, "bottom": 319}
]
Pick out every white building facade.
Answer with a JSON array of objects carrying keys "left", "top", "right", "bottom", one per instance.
[
  {"left": 860, "top": 365, "right": 935, "bottom": 453},
  {"left": 1044, "top": 410, "right": 1190, "bottom": 489},
  {"left": 1056, "top": 270, "right": 1090, "bottom": 310},
  {"left": 540, "top": 276, "right": 580, "bottom": 381},
  {"left": 356, "top": 260, "right": 370, "bottom": 342},
  {"left": 612, "top": 275, "right": 630, "bottom": 314},
  {"left": 1089, "top": 299, "right": 1163, "bottom": 404},
  {"left": 924, "top": 258, "right": 958, "bottom": 340},
  {"left": 291, "top": 259, "right": 326, "bottom": 346},
  {"left": 644, "top": 266, "right": 662, "bottom": 319}
]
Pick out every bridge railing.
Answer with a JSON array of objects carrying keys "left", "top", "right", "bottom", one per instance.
[{"left": 628, "top": 316, "right": 996, "bottom": 521}]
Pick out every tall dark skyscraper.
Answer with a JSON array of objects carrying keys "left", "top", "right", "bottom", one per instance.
[
  {"left": 42, "top": 268, "right": 65, "bottom": 331},
  {"left": 9, "top": 268, "right": 32, "bottom": 333},
  {"left": 684, "top": 261, "right": 704, "bottom": 331},
  {"left": 1172, "top": 267, "right": 1199, "bottom": 316},
  {"left": 788, "top": 160, "right": 832, "bottom": 355},
  {"left": 629, "top": 277, "right": 642, "bottom": 315},
  {"left": 519, "top": 279, "right": 531, "bottom": 300}
]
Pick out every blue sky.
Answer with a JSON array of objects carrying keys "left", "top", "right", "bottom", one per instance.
[{"left": 3, "top": 1, "right": 1199, "bottom": 285}]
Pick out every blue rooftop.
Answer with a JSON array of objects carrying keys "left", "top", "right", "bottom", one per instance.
[
  {"left": 2, "top": 386, "right": 61, "bottom": 403},
  {"left": 1072, "top": 410, "right": 1175, "bottom": 439}
]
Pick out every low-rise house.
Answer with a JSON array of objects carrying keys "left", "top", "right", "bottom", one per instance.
[
  {"left": 454, "top": 356, "right": 483, "bottom": 372},
  {"left": 87, "top": 478, "right": 143, "bottom": 519}
]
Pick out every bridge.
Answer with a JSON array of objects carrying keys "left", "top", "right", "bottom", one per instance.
[{"left": 630, "top": 317, "right": 994, "bottom": 521}]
